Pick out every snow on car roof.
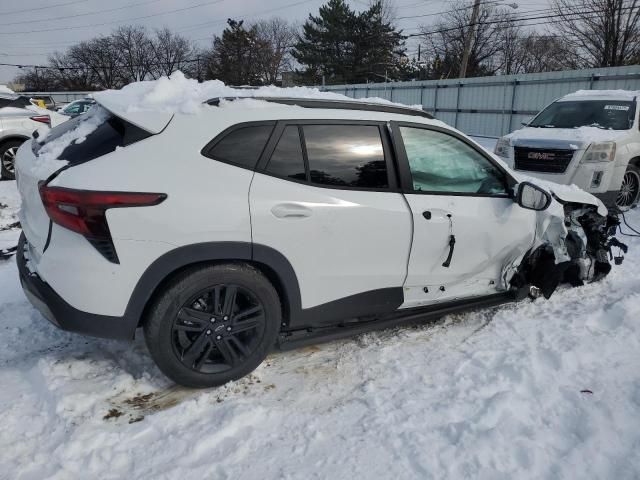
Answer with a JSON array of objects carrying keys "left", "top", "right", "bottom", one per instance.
[
  {"left": 93, "top": 71, "right": 418, "bottom": 115},
  {"left": 561, "top": 89, "right": 640, "bottom": 100},
  {"left": 92, "top": 71, "right": 425, "bottom": 133}
]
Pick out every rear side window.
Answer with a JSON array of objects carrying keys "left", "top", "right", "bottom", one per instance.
[
  {"left": 34, "top": 106, "right": 151, "bottom": 164},
  {"left": 204, "top": 124, "right": 274, "bottom": 169},
  {"left": 302, "top": 125, "right": 388, "bottom": 188},
  {"left": 265, "top": 126, "right": 306, "bottom": 180}
]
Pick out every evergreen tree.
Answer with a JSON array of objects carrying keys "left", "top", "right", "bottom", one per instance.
[
  {"left": 206, "top": 19, "right": 269, "bottom": 86},
  {"left": 292, "top": 0, "right": 406, "bottom": 84}
]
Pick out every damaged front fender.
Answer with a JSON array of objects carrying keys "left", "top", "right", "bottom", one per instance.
[{"left": 510, "top": 188, "right": 625, "bottom": 299}]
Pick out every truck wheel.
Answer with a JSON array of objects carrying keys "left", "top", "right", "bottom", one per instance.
[
  {"left": 0, "top": 140, "right": 23, "bottom": 180},
  {"left": 616, "top": 164, "right": 640, "bottom": 210},
  {"left": 143, "top": 263, "right": 281, "bottom": 388}
]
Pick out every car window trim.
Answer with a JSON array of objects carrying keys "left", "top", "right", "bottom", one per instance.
[
  {"left": 389, "top": 121, "right": 516, "bottom": 198},
  {"left": 256, "top": 119, "right": 400, "bottom": 193},
  {"left": 201, "top": 120, "right": 277, "bottom": 170}
]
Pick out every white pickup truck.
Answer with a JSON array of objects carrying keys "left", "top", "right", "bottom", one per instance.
[{"left": 494, "top": 90, "right": 640, "bottom": 210}]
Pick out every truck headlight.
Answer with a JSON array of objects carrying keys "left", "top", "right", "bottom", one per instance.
[
  {"left": 581, "top": 141, "right": 616, "bottom": 163},
  {"left": 494, "top": 137, "right": 511, "bottom": 158}
]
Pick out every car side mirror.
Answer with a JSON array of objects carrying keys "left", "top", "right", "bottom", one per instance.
[{"left": 516, "top": 182, "right": 552, "bottom": 211}]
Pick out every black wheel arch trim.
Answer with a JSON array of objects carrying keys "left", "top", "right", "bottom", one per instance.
[
  {"left": 127, "top": 242, "right": 406, "bottom": 336},
  {"left": 0, "top": 135, "right": 30, "bottom": 149},
  {"left": 20, "top": 234, "right": 514, "bottom": 343},
  {"left": 124, "top": 242, "right": 302, "bottom": 331}
]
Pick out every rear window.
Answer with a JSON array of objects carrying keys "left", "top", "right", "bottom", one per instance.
[
  {"left": 203, "top": 124, "right": 274, "bottom": 169},
  {"left": 33, "top": 106, "right": 151, "bottom": 164}
]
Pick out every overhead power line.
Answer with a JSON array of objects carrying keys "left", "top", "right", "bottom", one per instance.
[
  {"left": 3, "top": 0, "right": 90, "bottom": 16},
  {"left": 2, "top": 2, "right": 638, "bottom": 69},
  {"left": 0, "top": 0, "right": 227, "bottom": 35},
  {"left": 176, "top": 0, "right": 317, "bottom": 34},
  {"left": 405, "top": 4, "right": 640, "bottom": 37},
  {"left": 0, "top": 0, "right": 165, "bottom": 27}
]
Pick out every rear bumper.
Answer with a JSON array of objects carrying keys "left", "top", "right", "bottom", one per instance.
[{"left": 17, "top": 233, "right": 136, "bottom": 340}]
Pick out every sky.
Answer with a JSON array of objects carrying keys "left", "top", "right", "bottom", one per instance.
[{"left": 0, "top": 0, "right": 550, "bottom": 85}]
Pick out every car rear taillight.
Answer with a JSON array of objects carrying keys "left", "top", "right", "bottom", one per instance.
[
  {"left": 30, "top": 115, "right": 51, "bottom": 126},
  {"left": 39, "top": 185, "right": 166, "bottom": 263}
]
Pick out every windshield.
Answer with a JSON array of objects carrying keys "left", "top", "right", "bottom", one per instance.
[{"left": 529, "top": 99, "right": 636, "bottom": 130}]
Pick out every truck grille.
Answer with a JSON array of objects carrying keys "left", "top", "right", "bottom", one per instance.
[{"left": 514, "top": 147, "right": 574, "bottom": 174}]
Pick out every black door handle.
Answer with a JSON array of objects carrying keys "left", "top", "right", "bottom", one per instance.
[
  {"left": 442, "top": 234, "right": 456, "bottom": 268},
  {"left": 423, "top": 211, "right": 431, "bottom": 220}
]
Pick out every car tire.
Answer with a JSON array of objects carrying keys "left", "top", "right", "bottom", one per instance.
[
  {"left": 615, "top": 164, "right": 640, "bottom": 211},
  {"left": 0, "top": 139, "right": 23, "bottom": 180},
  {"left": 143, "top": 263, "right": 281, "bottom": 388}
]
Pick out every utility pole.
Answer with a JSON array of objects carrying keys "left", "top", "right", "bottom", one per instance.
[{"left": 459, "top": 0, "right": 481, "bottom": 79}]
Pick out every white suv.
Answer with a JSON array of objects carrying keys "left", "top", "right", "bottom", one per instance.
[
  {"left": 1, "top": 92, "right": 68, "bottom": 179},
  {"left": 15, "top": 94, "right": 624, "bottom": 388},
  {"left": 494, "top": 90, "right": 640, "bottom": 210}
]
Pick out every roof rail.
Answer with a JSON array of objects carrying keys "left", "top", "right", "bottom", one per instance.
[{"left": 205, "top": 96, "right": 434, "bottom": 119}]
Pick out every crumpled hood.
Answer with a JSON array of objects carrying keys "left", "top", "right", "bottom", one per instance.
[{"left": 505, "top": 126, "right": 628, "bottom": 150}]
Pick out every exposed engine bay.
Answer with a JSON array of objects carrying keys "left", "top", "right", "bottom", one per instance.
[{"left": 511, "top": 201, "right": 627, "bottom": 299}]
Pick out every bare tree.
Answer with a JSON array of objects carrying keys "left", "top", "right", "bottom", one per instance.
[
  {"left": 49, "top": 51, "right": 97, "bottom": 90},
  {"left": 495, "top": 17, "right": 525, "bottom": 75},
  {"left": 112, "top": 25, "right": 154, "bottom": 83},
  {"left": 13, "top": 67, "right": 58, "bottom": 91},
  {"left": 254, "top": 18, "right": 297, "bottom": 84},
  {"left": 518, "top": 34, "right": 580, "bottom": 73},
  {"left": 67, "top": 36, "right": 123, "bottom": 89},
  {"left": 551, "top": 0, "right": 640, "bottom": 67},
  {"left": 367, "top": 0, "right": 397, "bottom": 23},
  {"left": 420, "top": 1, "right": 516, "bottom": 78},
  {"left": 150, "top": 27, "right": 195, "bottom": 79}
]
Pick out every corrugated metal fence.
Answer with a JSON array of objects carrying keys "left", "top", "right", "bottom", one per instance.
[{"left": 321, "top": 65, "right": 640, "bottom": 138}]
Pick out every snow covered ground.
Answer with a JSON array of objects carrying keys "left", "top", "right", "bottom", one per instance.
[{"left": 2, "top": 174, "right": 640, "bottom": 479}]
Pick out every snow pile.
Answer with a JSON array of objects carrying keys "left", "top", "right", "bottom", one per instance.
[
  {"left": 93, "top": 71, "right": 421, "bottom": 115},
  {"left": 1, "top": 180, "right": 640, "bottom": 478},
  {"left": 20, "top": 106, "right": 110, "bottom": 177}
]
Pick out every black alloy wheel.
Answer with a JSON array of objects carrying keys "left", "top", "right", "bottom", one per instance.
[
  {"left": 144, "top": 263, "right": 281, "bottom": 388},
  {"left": 0, "top": 140, "right": 22, "bottom": 180},
  {"left": 616, "top": 166, "right": 640, "bottom": 210},
  {"left": 172, "top": 284, "right": 266, "bottom": 373}
]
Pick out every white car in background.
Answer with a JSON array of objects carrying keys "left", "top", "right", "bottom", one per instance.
[
  {"left": 0, "top": 92, "right": 67, "bottom": 179},
  {"left": 495, "top": 90, "right": 640, "bottom": 210}
]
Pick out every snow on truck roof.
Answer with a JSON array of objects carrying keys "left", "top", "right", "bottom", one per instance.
[
  {"left": 561, "top": 89, "right": 640, "bottom": 100},
  {"left": 92, "top": 71, "right": 429, "bottom": 134}
]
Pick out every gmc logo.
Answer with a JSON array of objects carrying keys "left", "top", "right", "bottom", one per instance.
[{"left": 528, "top": 152, "right": 554, "bottom": 160}]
